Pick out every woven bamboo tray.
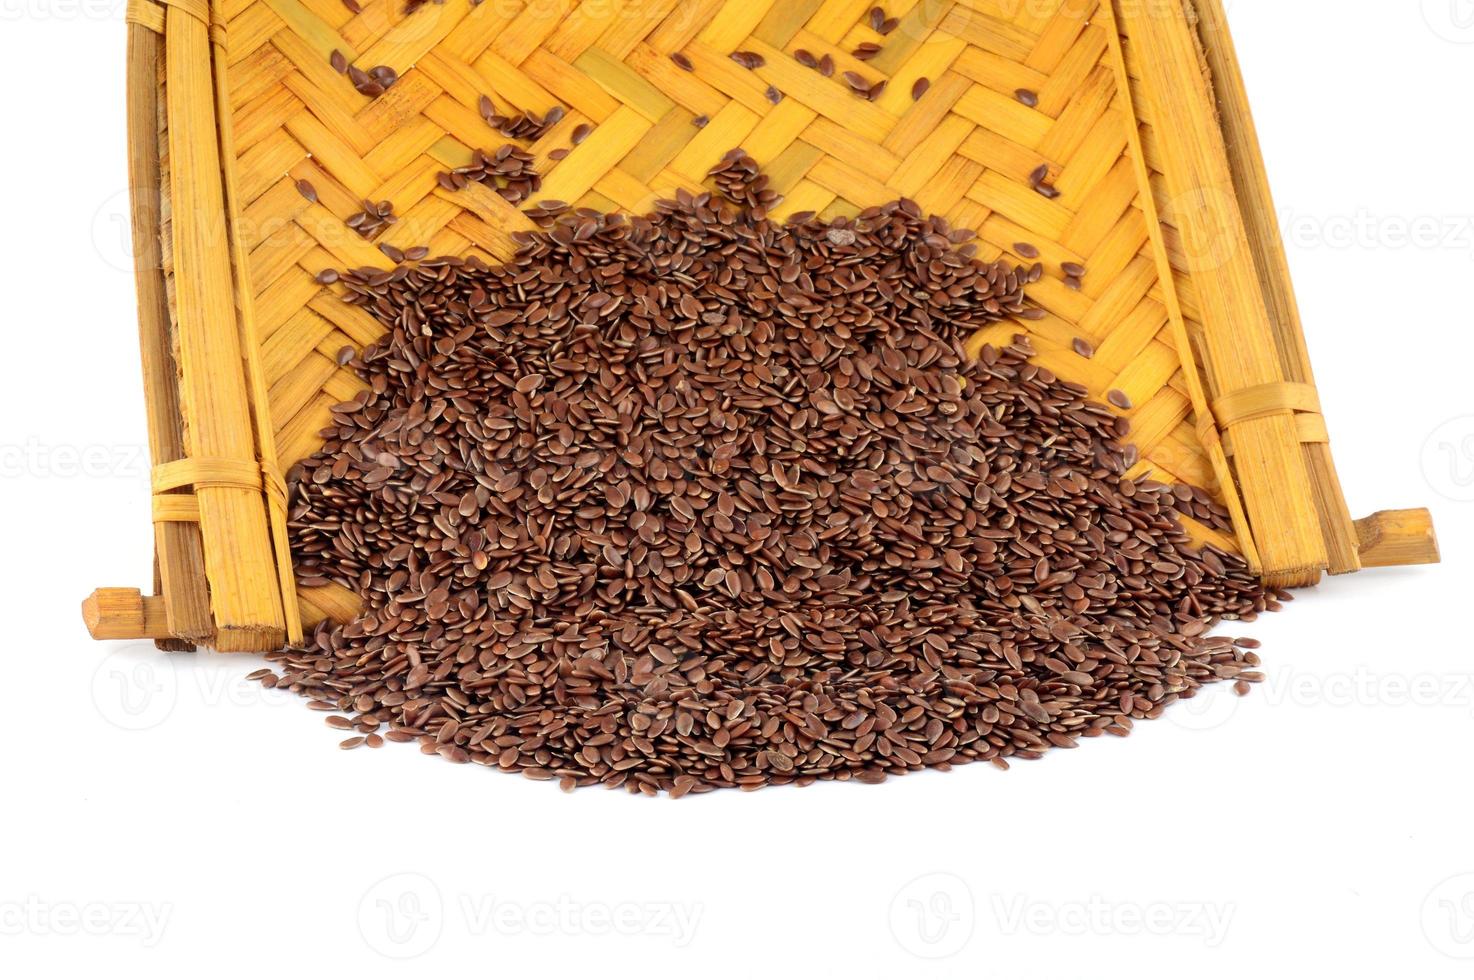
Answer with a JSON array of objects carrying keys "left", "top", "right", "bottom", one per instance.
[{"left": 85, "top": 0, "right": 1438, "bottom": 652}]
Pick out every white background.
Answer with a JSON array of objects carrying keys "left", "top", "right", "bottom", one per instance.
[{"left": 2, "top": 1, "right": 1472, "bottom": 976}]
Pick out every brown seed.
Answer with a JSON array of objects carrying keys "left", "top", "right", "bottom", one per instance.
[
  {"left": 869, "top": 6, "right": 885, "bottom": 31},
  {"left": 911, "top": 77, "right": 930, "bottom": 100},
  {"left": 276, "top": 147, "right": 1282, "bottom": 797},
  {"left": 818, "top": 54, "right": 835, "bottom": 77},
  {"left": 854, "top": 43, "right": 882, "bottom": 61},
  {"left": 692, "top": 115, "right": 709, "bottom": 129},
  {"left": 570, "top": 123, "right": 593, "bottom": 145},
  {"left": 1072, "top": 337, "right": 1095, "bottom": 359},
  {"left": 765, "top": 85, "right": 783, "bottom": 105},
  {"left": 1015, "top": 88, "right": 1039, "bottom": 107},
  {"left": 1107, "top": 389, "right": 1134, "bottom": 410},
  {"left": 1013, "top": 241, "right": 1039, "bottom": 259},
  {"left": 1061, "top": 261, "right": 1087, "bottom": 278},
  {"left": 340, "top": 737, "right": 366, "bottom": 750},
  {"left": 295, "top": 179, "right": 318, "bottom": 203},
  {"left": 670, "top": 51, "right": 694, "bottom": 72},
  {"left": 329, "top": 50, "right": 348, "bottom": 74},
  {"left": 795, "top": 49, "right": 818, "bottom": 69}
]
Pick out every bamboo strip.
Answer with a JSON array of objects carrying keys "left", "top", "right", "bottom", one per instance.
[
  {"left": 1355, "top": 511, "right": 1441, "bottom": 569},
  {"left": 82, "top": 589, "right": 174, "bottom": 642},
  {"left": 1116, "top": 0, "right": 1327, "bottom": 588},
  {"left": 211, "top": 0, "right": 304, "bottom": 645},
  {"left": 165, "top": 4, "right": 287, "bottom": 651},
  {"left": 128, "top": 17, "right": 214, "bottom": 646},
  {"left": 1096, "top": 0, "right": 1260, "bottom": 572},
  {"left": 1187, "top": 0, "right": 1361, "bottom": 574}
]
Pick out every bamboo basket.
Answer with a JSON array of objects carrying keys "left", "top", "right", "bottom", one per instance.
[{"left": 85, "top": 0, "right": 1439, "bottom": 651}]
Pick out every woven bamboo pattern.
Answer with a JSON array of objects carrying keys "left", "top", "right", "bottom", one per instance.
[{"left": 88, "top": 0, "right": 1437, "bottom": 647}]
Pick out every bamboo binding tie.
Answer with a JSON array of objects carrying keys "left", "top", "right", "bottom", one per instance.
[
  {"left": 1213, "top": 382, "right": 1330, "bottom": 456},
  {"left": 151, "top": 457, "right": 289, "bottom": 526}
]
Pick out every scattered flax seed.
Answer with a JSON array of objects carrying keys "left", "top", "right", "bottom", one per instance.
[
  {"left": 345, "top": 199, "right": 397, "bottom": 240},
  {"left": 1108, "top": 389, "right": 1134, "bottom": 410},
  {"left": 1063, "top": 275, "right": 1082, "bottom": 291},
  {"left": 879, "top": 16, "right": 899, "bottom": 34},
  {"left": 315, "top": 269, "right": 339, "bottom": 286},
  {"left": 692, "top": 114, "right": 710, "bottom": 129},
  {"left": 548, "top": 148, "right": 570, "bottom": 161},
  {"left": 911, "top": 77, "right": 930, "bottom": 100},
  {"left": 329, "top": 50, "right": 348, "bottom": 74},
  {"left": 340, "top": 737, "right": 366, "bottom": 750},
  {"left": 1072, "top": 337, "right": 1096, "bottom": 359},
  {"left": 437, "top": 144, "right": 541, "bottom": 204},
  {"left": 731, "top": 50, "right": 765, "bottom": 69},
  {"left": 340, "top": 0, "right": 360, "bottom": 11},
  {"left": 479, "top": 101, "right": 565, "bottom": 141},
  {"left": 295, "top": 179, "right": 318, "bottom": 203},
  {"left": 866, "top": 80, "right": 887, "bottom": 101},
  {"left": 348, "top": 64, "right": 398, "bottom": 98},
  {"left": 670, "top": 51, "right": 694, "bottom": 72},
  {"left": 570, "top": 123, "right": 593, "bottom": 145},
  {"left": 795, "top": 49, "right": 818, "bottom": 69},
  {"left": 818, "top": 53, "right": 835, "bottom": 77},
  {"left": 869, "top": 5, "right": 885, "bottom": 30},
  {"left": 276, "top": 150, "right": 1278, "bottom": 796},
  {"left": 366, "top": 733, "right": 384, "bottom": 748},
  {"left": 1016, "top": 88, "right": 1040, "bottom": 107},
  {"left": 765, "top": 85, "right": 784, "bottom": 105},
  {"left": 854, "top": 42, "right": 883, "bottom": 60},
  {"left": 379, "top": 243, "right": 405, "bottom": 263},
  {"left": 404, "top": 246, "right": 430, "bottom": 261},
  {"left": 1062, "top": 261, "right": 1087, "bottom": 278},
  {"left": 1013, "top": 241, "right": 1039, "bottom": 259},
  {"left": 1029, "top": 163, "right": 1050, "bottom": 185}
]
